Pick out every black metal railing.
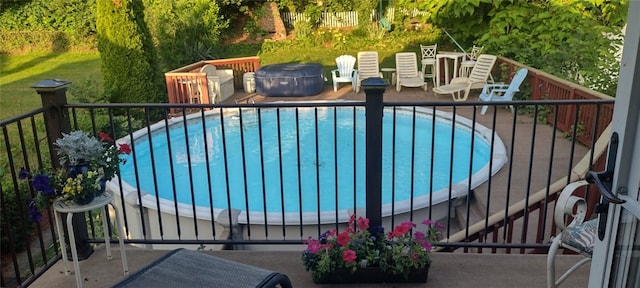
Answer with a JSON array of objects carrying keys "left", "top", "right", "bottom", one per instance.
[{"left": 1, "top": 82, "right": 613, "bottom": 287}]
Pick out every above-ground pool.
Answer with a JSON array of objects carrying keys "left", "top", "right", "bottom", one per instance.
[{"left": 115, "top": 106, "right": 506, "bottom": 225}]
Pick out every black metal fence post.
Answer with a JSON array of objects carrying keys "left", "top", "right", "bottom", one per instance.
[
  {"left": 32, "top": 79, "right": 94, "bottom": 260},
  {"left": 362, "top": 77, "right": 387, "bottom": 228}
]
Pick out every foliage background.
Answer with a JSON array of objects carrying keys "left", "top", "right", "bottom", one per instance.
[{"left": 0, "top": 0, "right": 628, "bottom": 96}]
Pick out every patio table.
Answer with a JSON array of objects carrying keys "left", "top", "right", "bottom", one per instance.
[
  {"left": 53, "top": 191, "right": 128, "bottom": 288},
  {"left": 435, "top": 52, "right": 466, "bottom": 87},
  {"left": 381, "top": 67, "right": 396, "bottom": 85}
]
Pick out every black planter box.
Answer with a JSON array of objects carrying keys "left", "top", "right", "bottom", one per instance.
[
  {"left": 314, "top": 266, "right": 429, "bottom": 284},
  {"left": 255, "top": 63, "right": 325, "bottom": 97}
]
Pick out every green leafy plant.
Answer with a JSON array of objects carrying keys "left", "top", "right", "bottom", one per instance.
[
  {"left": 54, "top": 130, "right": 104, "bottom": 166},
  {"left": 301, "top": 214, "right": 442, "bottom": 282}
]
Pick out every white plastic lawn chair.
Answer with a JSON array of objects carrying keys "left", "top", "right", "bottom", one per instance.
[
  {"left": 355, "top": 51, "right": 382, "bottom": 93},
  {"left": 432, "top": 54, "right": 497, "bottom": 101},
  {"left": 395, "top": 52, "right": 426, "bottom": 92},
  {"left": 459, "top": 45, "right": 484, "bottom": 77},
  {"left": 479, "top": 68, "right": 528, "bottom": 115},
  {"left": 331, "top": 55, "right": 358, "bottom": 92},
  {"left": 420, "top": 44, "right": 437, "bottom": 86}
]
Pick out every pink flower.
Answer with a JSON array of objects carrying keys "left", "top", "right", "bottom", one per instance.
[
  {"left": 422, "top": 219, "right": 433, "bottom": 226},
  {"left": 118, "top": 143, "right": 131, "bottom": 154},
  {"left": 413, "top": 231, "right": 425, "bottom": 242},
  {"left": 347, "top": 214, "right": 357, "bottom": 233},
  {"left": 99, "top": 132, "right": 113, "bottom": 142},
  {"left": 306, "top": 238, "right": 322, "bottom": 254},
  {"left": 337, "top": 231, "right": 350, "bottom": 246},
  {"left": 411, "top": 252, "right": 419, "bottom": 261},
  {"left": 342, "top": 249, "right": 356, "bottom": 263},
  {"left": 422, "top": 241, "right": 433, "bottom": 252},
  {"left": 389, "top": 221, "right": 415, "bottom": 239},
  {"left": 401, "top": 221, "right": 415, "bottom": 231},
  {"left": 348, "top": 214, "right": 356, "bottom": 224},
  {"left": 356, "top": 217, "right": 369, "bottom": 230}
]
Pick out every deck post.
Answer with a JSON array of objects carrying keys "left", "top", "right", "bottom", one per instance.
[
  {"left": 32, "top": 79, "right": 94, "bottom": 260},
  {"left": 362, "top": 77, "right": 388, "bottom": 228}
]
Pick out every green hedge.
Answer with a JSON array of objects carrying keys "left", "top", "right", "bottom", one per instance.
[{"left": 0, "top": 31, "right": 97, "bottom": 54}]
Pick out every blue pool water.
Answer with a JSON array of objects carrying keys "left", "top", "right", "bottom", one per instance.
[{"left": 119, "top": 107, "right": 493, "bottom": 215}]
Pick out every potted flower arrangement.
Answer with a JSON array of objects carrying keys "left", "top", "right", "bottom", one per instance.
[
  {"left": 301, "top": 214, "right": 443, "bottom": 283},
  {"left": 23, "top": 130, "right": 130, "bottom": 222},
  {"left": 54, "top": 130, "right": 130, "bottom": 182}
]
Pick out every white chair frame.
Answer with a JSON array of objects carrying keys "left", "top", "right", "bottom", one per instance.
[
  {"left": 420, "top": 44, "right": 437, "bottom": 86},
  {"left": 395, "top": 52, "right": 426, "bottom": 92},
  {"left": 355, "top": 51, "right": 382, "bottom": 93},
  {"left": 331, "top": 55, "right": 358, "bottom": 92},
  {"left": 547, "top": 180, "right": 594, "bottom": 288},
  {"left": 459, "top": 45, "right": 484, "bottom": 77}
]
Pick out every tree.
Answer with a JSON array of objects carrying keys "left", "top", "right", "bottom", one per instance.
[
  {"left": 96, "top": 0, "right": 166, "bottom": 103},
  {"left": 144, "top": 0, "right": 229, "bottom": 70},
  {"left": 420, "top": 0, "right": 627, "bottom": 95}
]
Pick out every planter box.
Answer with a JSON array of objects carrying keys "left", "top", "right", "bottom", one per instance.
[{"left": 314, "top": 266, "right": 429, "bottom": 284}]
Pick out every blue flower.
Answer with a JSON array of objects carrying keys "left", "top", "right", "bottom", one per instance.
[
  {"left": 368, "top": 225, "right": 384, "bottom": 235},
  {"left": 31, "top": 174, "right": 52, "bottom": 192},
  {"left": 319, "top": 230, "right": 331, "bottom": 244},
  {"left": 41, "top": 186, "right": 56, "bottom": 196}
]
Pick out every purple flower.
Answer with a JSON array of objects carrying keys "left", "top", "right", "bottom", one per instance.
[
  {"left": 319, "top": 230, "right": 331, "bottom": 240},
  {"left": 28, "top": 200, "right": 42, "bottom": 223},
  {"left": 306, "top": 238, "right": 322, "bottom": 254},
  {"left": 31, "top": 174, "right": 52, "bottom": 192},
  {"left": 368, "top": 225, "right": 384, "bottom": 235},
  {"left": 18, "top": 168, "right": 30, "bottom": 180},
  {"left": 319, "top": 230, "right": 334, "bottom": 244},
  {"left": 41, "top": 186, "right": 56, "bottom": 196}
]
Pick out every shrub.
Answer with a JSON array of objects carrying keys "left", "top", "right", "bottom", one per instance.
[
  {"left": 0, "top": 0, "right": 97, "bottom": 54},
  {"left": 96, "top": 0, "right": 166, "bottom": 104},
  {"left": 1, "top": 179, "right": 34, "bottom": 255},
  {"left": 144, "top": 0, "right": 229, "bottom": 70}
]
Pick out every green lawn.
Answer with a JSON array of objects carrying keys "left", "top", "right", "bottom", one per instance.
[
  {"left": 0, "top": 52, "right": 101, "bottom": 119},
  {"left": 0, "top": 32, "right": 439, "bottom": 120}
]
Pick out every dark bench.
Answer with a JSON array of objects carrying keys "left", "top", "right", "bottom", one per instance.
[{"left": 112, "top": 249, "right": 292, "bottom": 288}]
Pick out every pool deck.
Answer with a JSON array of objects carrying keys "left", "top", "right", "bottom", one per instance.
[
  {"left": 30, "top": 83, "right": 593, "bottom": 288},
  {"left": 231, "top": 83, "right": 590, "bottom": 226},
  {"left": 31, "top": 246, "right": 590, "bottom": 287}
]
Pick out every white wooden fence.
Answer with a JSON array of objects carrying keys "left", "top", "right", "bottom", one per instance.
[{"left": 281, "top": 8, "right": 428, "bottom": 28}]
